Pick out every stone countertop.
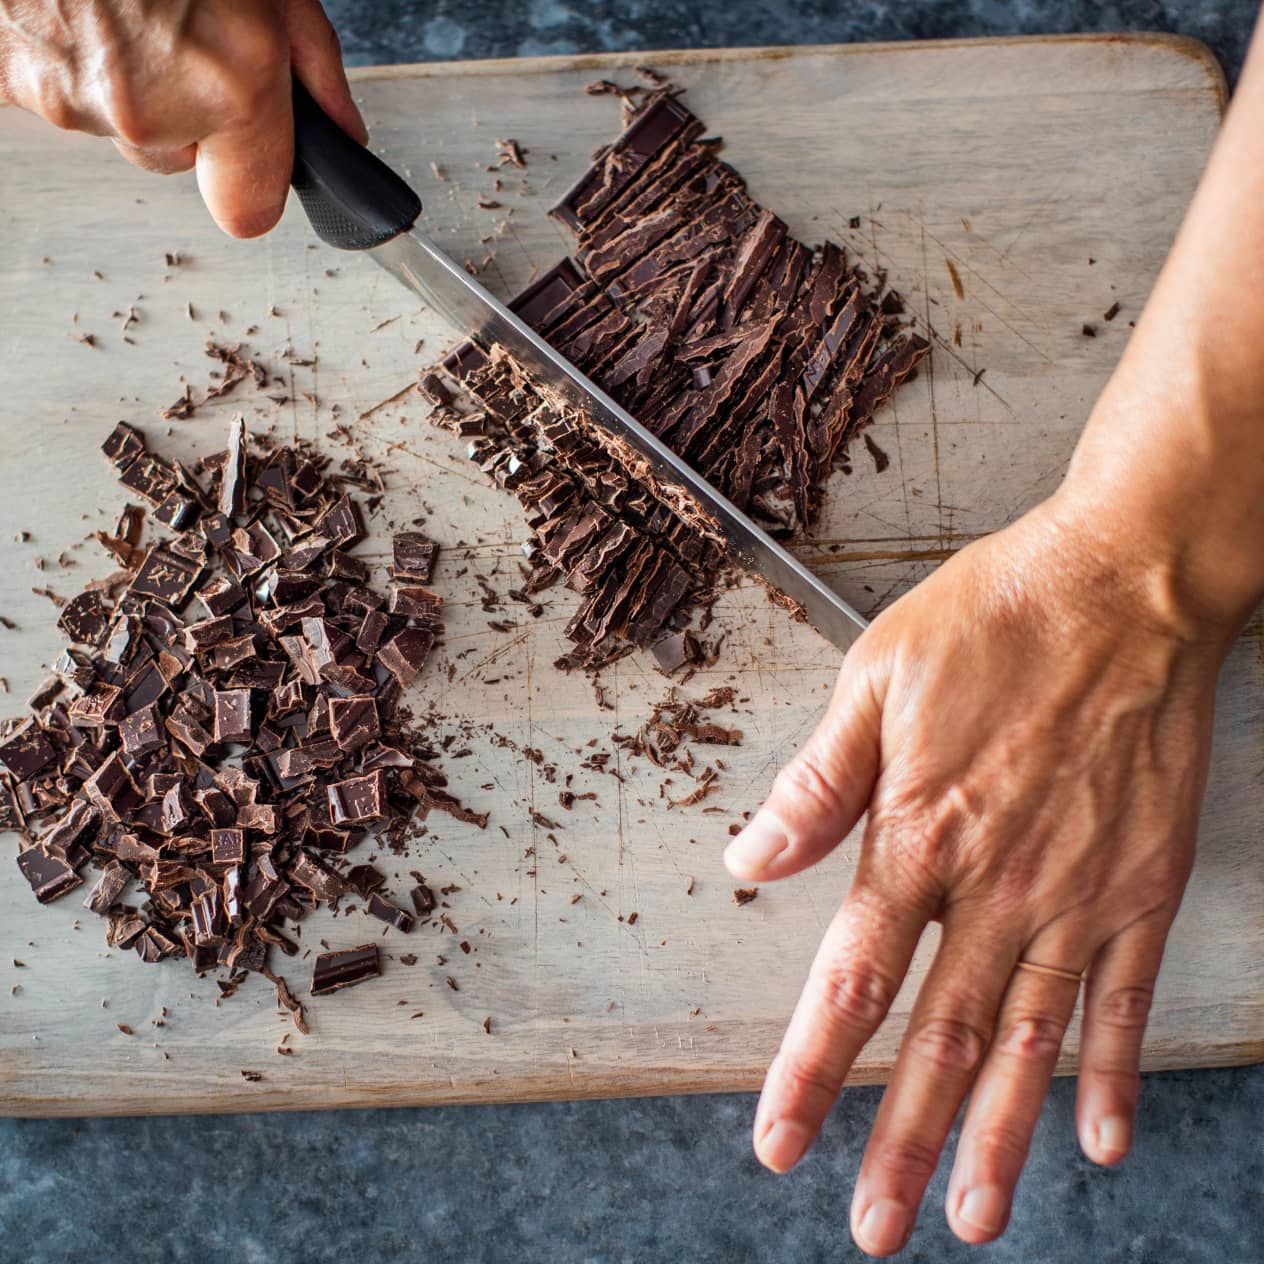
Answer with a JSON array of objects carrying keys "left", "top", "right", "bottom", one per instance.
[{"left": 3, "top": 3, "right": 1262, "bottom": 1262}]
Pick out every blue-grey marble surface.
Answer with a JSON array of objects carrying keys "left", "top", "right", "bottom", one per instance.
[{"left": 3, "top": 3, "right": 1262, "bottom": 1262}]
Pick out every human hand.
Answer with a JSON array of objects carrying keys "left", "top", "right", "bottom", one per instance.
[
  {"left": 0, "top": 0, "right": 364, "bottom": 236},
  {"left": 724, "top": 490, "right": 1233, "bottom": 1253}
]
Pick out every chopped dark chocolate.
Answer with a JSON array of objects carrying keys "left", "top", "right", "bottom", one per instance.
[{"left": 3, "top": 414, "right": 477, "bottom": 1006}]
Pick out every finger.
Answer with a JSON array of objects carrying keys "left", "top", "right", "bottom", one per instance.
[
  {"left": 1075, "top": 910, "right": 1171, "bottom": 1166},
  {"left": 945, "top": 947, "right": 1086, "bottom": 1244},
  {"left": 112, "top": 139, "right": 198, "bottom": 175},
  {"left": 286, "top": 0, "right": 368, "bottom": 143},
  {"left": 753, "top": 880, "right": 929, "bottom": 1176},
  {"left": 194, "top": 63, "right": 294, "bottom": 239},
  {"left": 724, "top": 654, "right": 884, "bottom": 882},
  {"left": 849, "top": 915, "right": 1021, "bottom": 1258}
]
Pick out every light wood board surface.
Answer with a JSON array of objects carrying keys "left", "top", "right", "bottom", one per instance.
[{"left": 2, "top": 36, "right": 1260, "bottom": 1118}]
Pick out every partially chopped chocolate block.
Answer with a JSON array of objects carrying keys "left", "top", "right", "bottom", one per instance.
[
  {"left": 310, "top": 943, "right": 381, "bottom": 995},
  {"left": 429, "top": 81, "right": 928, "bottom": 668}
]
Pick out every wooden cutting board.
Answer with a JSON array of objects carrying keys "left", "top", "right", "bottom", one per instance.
[{"left": 2, "top": 36, "right": 1260, "bottom": 1118}]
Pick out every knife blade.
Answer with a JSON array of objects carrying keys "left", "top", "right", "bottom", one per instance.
[{"left": 289, "top": 81, "right": 868, "bottom": 653}]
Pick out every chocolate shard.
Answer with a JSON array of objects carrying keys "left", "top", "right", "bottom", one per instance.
[
  {"left": 119, "top": 703, "right": 164, "bottom": 755},
  {"left": 83, "top": 861, "right": 129, "bottom": 915},
  {"left": 219, "top": 416, "right": 247, "bottom": 518},
  {"left": 310, "top": 943, "right": 381, "bottom": 995}
]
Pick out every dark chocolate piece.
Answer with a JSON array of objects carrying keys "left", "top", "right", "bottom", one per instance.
[
  {"left": 391, "top": 532, "right": 438, "bottom": 583},
  {"left": 327, "top": 770, "right": 386, "bottom": 825},
  {"left": 310, "top": 943, "right": 381, "bottom": 995},
  {"left": 17, "top": 845, "right": 83, "bottom": 903}
]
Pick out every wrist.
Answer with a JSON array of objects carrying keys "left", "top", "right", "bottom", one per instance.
[{"left": 1052, "top": 460, "right": 1261, "bottom": 652}]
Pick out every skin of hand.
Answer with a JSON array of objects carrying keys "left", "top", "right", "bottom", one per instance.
[
  {"left": 0, "top": 0, "right": 364, "bottom": 237},
  {"left": 725, "top": 14, "right": 1264, "bottom": 1257}
]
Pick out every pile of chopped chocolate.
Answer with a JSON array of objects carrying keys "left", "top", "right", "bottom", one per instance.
[
  {"left": 0, "top": 417, "right": 481, "bottom": 1001},
  {"left": 427, "top": 83, "right": 929, "bottom": 672}
]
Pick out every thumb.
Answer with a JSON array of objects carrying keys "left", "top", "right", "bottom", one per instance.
[{"left": 724, "top": 646, "right": 885, "bottom": 882}]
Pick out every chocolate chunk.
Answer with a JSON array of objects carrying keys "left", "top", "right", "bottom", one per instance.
[
  {"left": 0, "top": 720, "right": 58, "bottom": 781},
  {"left": 310, "top": 943, "right": 381, "bottom": 995},
  {"left": 102, "top": 421, "right": 145, "bottom": 469},
  {"left": 365, "top": 892, "right": 415, "bottom": 933},
  {"left": 83, "top": 861, "right": 129, "bottom": 914},
  {"left": 130, "top": 545, "right": 201, "bottom": 607},
  {"left": 391, "top": 532, "right": 438, "bottom": 583},
  {"left": 119, "top": 703, "right": 164, "bottom": 755},
  {"left": 57, "top": 590, "right": 112, "bottom": 646},
  {"left": 327, "top": 770, "right": 386, "bottom": 825},
  {"left": 210, "top": 828, "right": 246, "bottom": 864},
  {"left": 17, "top": 846, "right": 83, "bottom": 903},
  {"left": 288, "top": 851, "right": 344, "bottom": 902},
  {"left": 377, "top": 627, "right": 434, "bottom": 686},
  {"left": 409, "top": 882, "right": 437, "bottom": 916},
  {"left": 388, "top": 585, "right": 442, "bottom": 622},
  {"left": 329, "top": 696, "right": 380, "bottom": 751},
  {"left": 212, "top": 689, "right": 253, "bottom": 744}
]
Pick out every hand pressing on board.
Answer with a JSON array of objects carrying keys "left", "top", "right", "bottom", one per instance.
[
  {"left": 726, "top": 16, "right": 1264, "bottom": 1257},
  {"left": 0, "top": 0, "right": 363, "bottom": 237}
]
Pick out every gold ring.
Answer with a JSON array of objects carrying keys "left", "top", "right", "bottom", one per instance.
[{"left": 1014, "top": 959, "right": 1084, "bottom": 985}]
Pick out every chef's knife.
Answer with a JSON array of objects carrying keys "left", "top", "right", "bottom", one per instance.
[{"left": 289, "top": 81, "right": 868, "bottom": 652}]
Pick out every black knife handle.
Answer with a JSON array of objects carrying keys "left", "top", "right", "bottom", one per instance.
[{"left": 290, "top": 78, "right": 421, "bottom": 251}]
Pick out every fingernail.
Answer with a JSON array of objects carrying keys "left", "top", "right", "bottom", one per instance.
[
  {"left": 958, "top": 1184, "right": 1008, "bottom": 1235},
  {"left": 1095, "top": 1115, "right": 1131, "bottom": 1162},
  {"left": 756, "top": 1119, "right": 811, "bottom": 1172},
  {"left": 724, "top": 810, "right": 788, "bottom": 877},
  {"left": 856, "top": 1199, "right": 910, "bottom": 1254}
]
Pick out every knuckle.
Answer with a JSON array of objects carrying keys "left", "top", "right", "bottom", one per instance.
[
  {"left": 775, "top": 750, "right": 847, "bottom": 825},
  {"left": 772, "top": 1049, "right": 838, "bottom": 1101},
  {"left": 808, "top": 964, "right": 896, "bottom": 1032},
  {"left": 33, "top": 77, "right": 80, "bottom": 133},
  {"left": 996, "top": 1014, "right": 1066, "bottom": 1062},
  {"left": 1094, "top": 983, "right": 1153, "bottom": 1032},
  {"left": 967, "top": 1122, "right": 1032, "bottom": 1170},
  {"left": 210, "top": 19, "right": 287, "bottom": 120},
  {"left": 868, "top": 1134, "right": 942, "bottom": 1183},
  {"left": 908, "top": 1016, "right": 988, "bottom": 1075}
]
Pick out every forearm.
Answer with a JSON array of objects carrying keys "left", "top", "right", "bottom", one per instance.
[{"left": 1060, "top": 14, "right": 1264, "bottom": 635}]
